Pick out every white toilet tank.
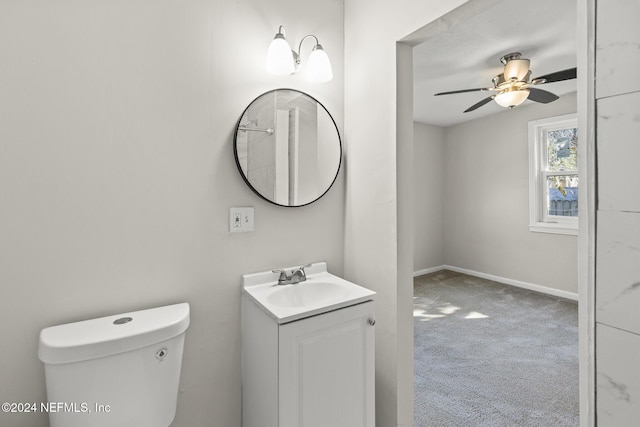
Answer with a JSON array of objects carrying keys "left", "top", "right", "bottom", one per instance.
[{"left": 38, "top": 303, "right": 190, "bottom": 427}]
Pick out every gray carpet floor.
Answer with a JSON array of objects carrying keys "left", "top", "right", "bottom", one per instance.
[{"left": 414, "top": 270, "right": 579, "bottom": 427}]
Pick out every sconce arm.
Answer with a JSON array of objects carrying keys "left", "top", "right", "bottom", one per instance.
[{"left": 294, "top": 35, "right": 321, "bottom": 67}]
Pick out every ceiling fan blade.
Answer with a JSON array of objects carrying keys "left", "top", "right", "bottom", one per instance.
[
  {"left": 435, "top": 87, "right": 493, "bottom": 96},
  {"left": 528, "top": 88, "right": 560, "bottom": 104},
  {"left": 464, "top": 96, "right": 494, "bottom": 113},
  {"left": 532, "top": 67, "right": 577, "bottom": 84}
]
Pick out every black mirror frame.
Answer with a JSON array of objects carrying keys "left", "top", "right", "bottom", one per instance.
[{"left": 233, "top": 88, "right": 342, "bottom": 208}]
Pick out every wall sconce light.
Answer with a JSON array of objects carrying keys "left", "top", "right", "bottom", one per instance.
[{"left": 265, "top": 25, "right": 333, "bottom": 83}]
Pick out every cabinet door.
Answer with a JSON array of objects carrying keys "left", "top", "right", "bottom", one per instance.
[{"left": 279, "top": 301, "right": 375, "bottom": 427}]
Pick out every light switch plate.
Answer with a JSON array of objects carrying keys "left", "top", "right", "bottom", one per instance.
[{"left": 230, "top": 207, "right": 254, "bottom": 233}]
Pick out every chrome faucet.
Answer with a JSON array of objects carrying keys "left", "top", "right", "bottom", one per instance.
[{"left": 272, "top": 264, "right": 312, "bottom": 285}]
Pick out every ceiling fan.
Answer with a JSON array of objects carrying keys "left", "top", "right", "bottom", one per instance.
[{"left": 434, "top": 52, "right": 577, "bottom": 113}]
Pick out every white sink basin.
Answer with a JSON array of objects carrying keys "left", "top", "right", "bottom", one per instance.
[
  {"left": 242, "top": 262, "right": 375, "bottom": 324},
  {"left": 267, "top": 281, "right": 351, "bottom": 308}
]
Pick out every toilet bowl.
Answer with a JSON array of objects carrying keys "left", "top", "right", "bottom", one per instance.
[{"left": 38, "top": 303, "right": 190, "bottom": 427}]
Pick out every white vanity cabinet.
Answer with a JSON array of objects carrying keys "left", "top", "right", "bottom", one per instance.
[
  {"left": 242, "top": 298, "right": 375, "bottom": 427},
  {"left": 241, "top": 263, "right": 376, "bottom": 427},
  {"left": 279, "top": 301, "right": 375, "bottom": 427}
]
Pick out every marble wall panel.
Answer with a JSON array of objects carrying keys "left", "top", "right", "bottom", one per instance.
[
  {"left": 597, "top": 91, "right": 640, "bottom": 212},
  {"left": 596, "top": 211, "right": 640, "bottom": 335},
  {"left": 596, "top": 0, "right": 640, "bottom": 98},
  {"left": 596, "top": 323, "right": 640, "bottom": 426}
]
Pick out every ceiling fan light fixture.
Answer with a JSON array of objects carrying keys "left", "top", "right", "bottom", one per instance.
[
  {"left": 433, "top": 52, "right": 576, "bottom": 114},
  {"left": 494, "top": 88, "right": 530, "bottom": 108},
  {"left": 504, "top": 59, "right": 530, "bottom": 81}
]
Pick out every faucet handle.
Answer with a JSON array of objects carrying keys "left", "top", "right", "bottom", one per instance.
[
  {"left": 294, "top": 263, "right": 312, "bottom": 279},
  {"left": 296, "top": 263, "right": 312, "bottom": 274}
]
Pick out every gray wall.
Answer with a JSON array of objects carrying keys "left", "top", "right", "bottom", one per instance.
[
  {"left": 413, "top": 92, "right": 578, "bottom": 295},
  {"left": 413, "top": 122, "right": 445, "bottom": 272},
  {"left": 444, "top": 92, "right": 577, "bottom": 294},
  {"left": 0, "top": 1, "right": 344, "bottom": 426}
]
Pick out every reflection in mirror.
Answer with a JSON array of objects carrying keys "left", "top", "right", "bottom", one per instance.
[{"left": 234, "top": 89, "right": 341, "bottom": 207}]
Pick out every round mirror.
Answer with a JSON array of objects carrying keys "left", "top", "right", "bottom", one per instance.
[{"left": 233, "top": 89, "right": 342, "bottom": 207}]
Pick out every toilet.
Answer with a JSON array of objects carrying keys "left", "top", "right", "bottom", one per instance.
[{"left": 38, "top": 302, "right": 190, "bottom": 427}]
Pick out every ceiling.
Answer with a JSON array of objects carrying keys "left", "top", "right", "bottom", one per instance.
[{"left": 412, "top": 0, "right": 577, "bottom": 127}]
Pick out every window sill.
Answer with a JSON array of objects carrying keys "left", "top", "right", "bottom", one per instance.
[{"left": 529, "top": 222, "right": 578, "bottom": 236}]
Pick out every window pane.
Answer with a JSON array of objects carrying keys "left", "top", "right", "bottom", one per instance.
[
  {"left": 547, "top": 175, "right": 578, "bottom": 217},
  {"left": 547, "top": 128, "right": 578, "bottom": 172}
]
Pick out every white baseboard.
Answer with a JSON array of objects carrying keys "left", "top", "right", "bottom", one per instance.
[
  {"left": 413, "top": 265, "right": 445, "bottom": 277},
  {"left": 413, "top": 264, "right": 578, "bottom": 301}
]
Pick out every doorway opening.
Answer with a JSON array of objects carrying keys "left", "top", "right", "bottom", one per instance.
[{"left": 400, "top": 0, "right": 581, "bottom": 424}]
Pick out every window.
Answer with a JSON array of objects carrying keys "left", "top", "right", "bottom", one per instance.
[{"left": 528, "top": 113, "right": 578, "bottom": 235}]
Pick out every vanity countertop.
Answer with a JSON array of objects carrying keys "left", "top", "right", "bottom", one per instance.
[{"left": 242, "top": 262, "right": 375, "bottom": 324}]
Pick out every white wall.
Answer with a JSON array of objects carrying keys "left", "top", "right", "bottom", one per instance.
[
  {"left": 0, "top": 1, "right": 344, "bottom": 426},
  {"left": 443, "top": 92, "right": 578, "bottom": 294},
  {"left": 413, "top": 122, "right": 445, "bottom": 272},
  {"left": 344, "top": 1, "right": 467, "bottom": 425}
]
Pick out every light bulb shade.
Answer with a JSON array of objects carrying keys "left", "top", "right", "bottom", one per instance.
[
  {"left": 266, "top": 33, "right": 295, "bottom": 76},
  {"left": 504, "top": 59, "right": 530, "bottom": 81},
  {"left": 494, "top": 89, "right": 530, "bottom": 108},
  {"left": 306, "top": 44, "right": 333, "bottom": 83}
]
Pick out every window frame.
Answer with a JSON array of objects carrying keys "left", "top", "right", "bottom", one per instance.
[{"left": 528, "top": 113, "right": 578, "bottom": 235}]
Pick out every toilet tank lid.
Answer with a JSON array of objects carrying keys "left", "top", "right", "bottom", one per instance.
[{"left": 38, "top": 303, "right": 190, "bottom": 364}]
